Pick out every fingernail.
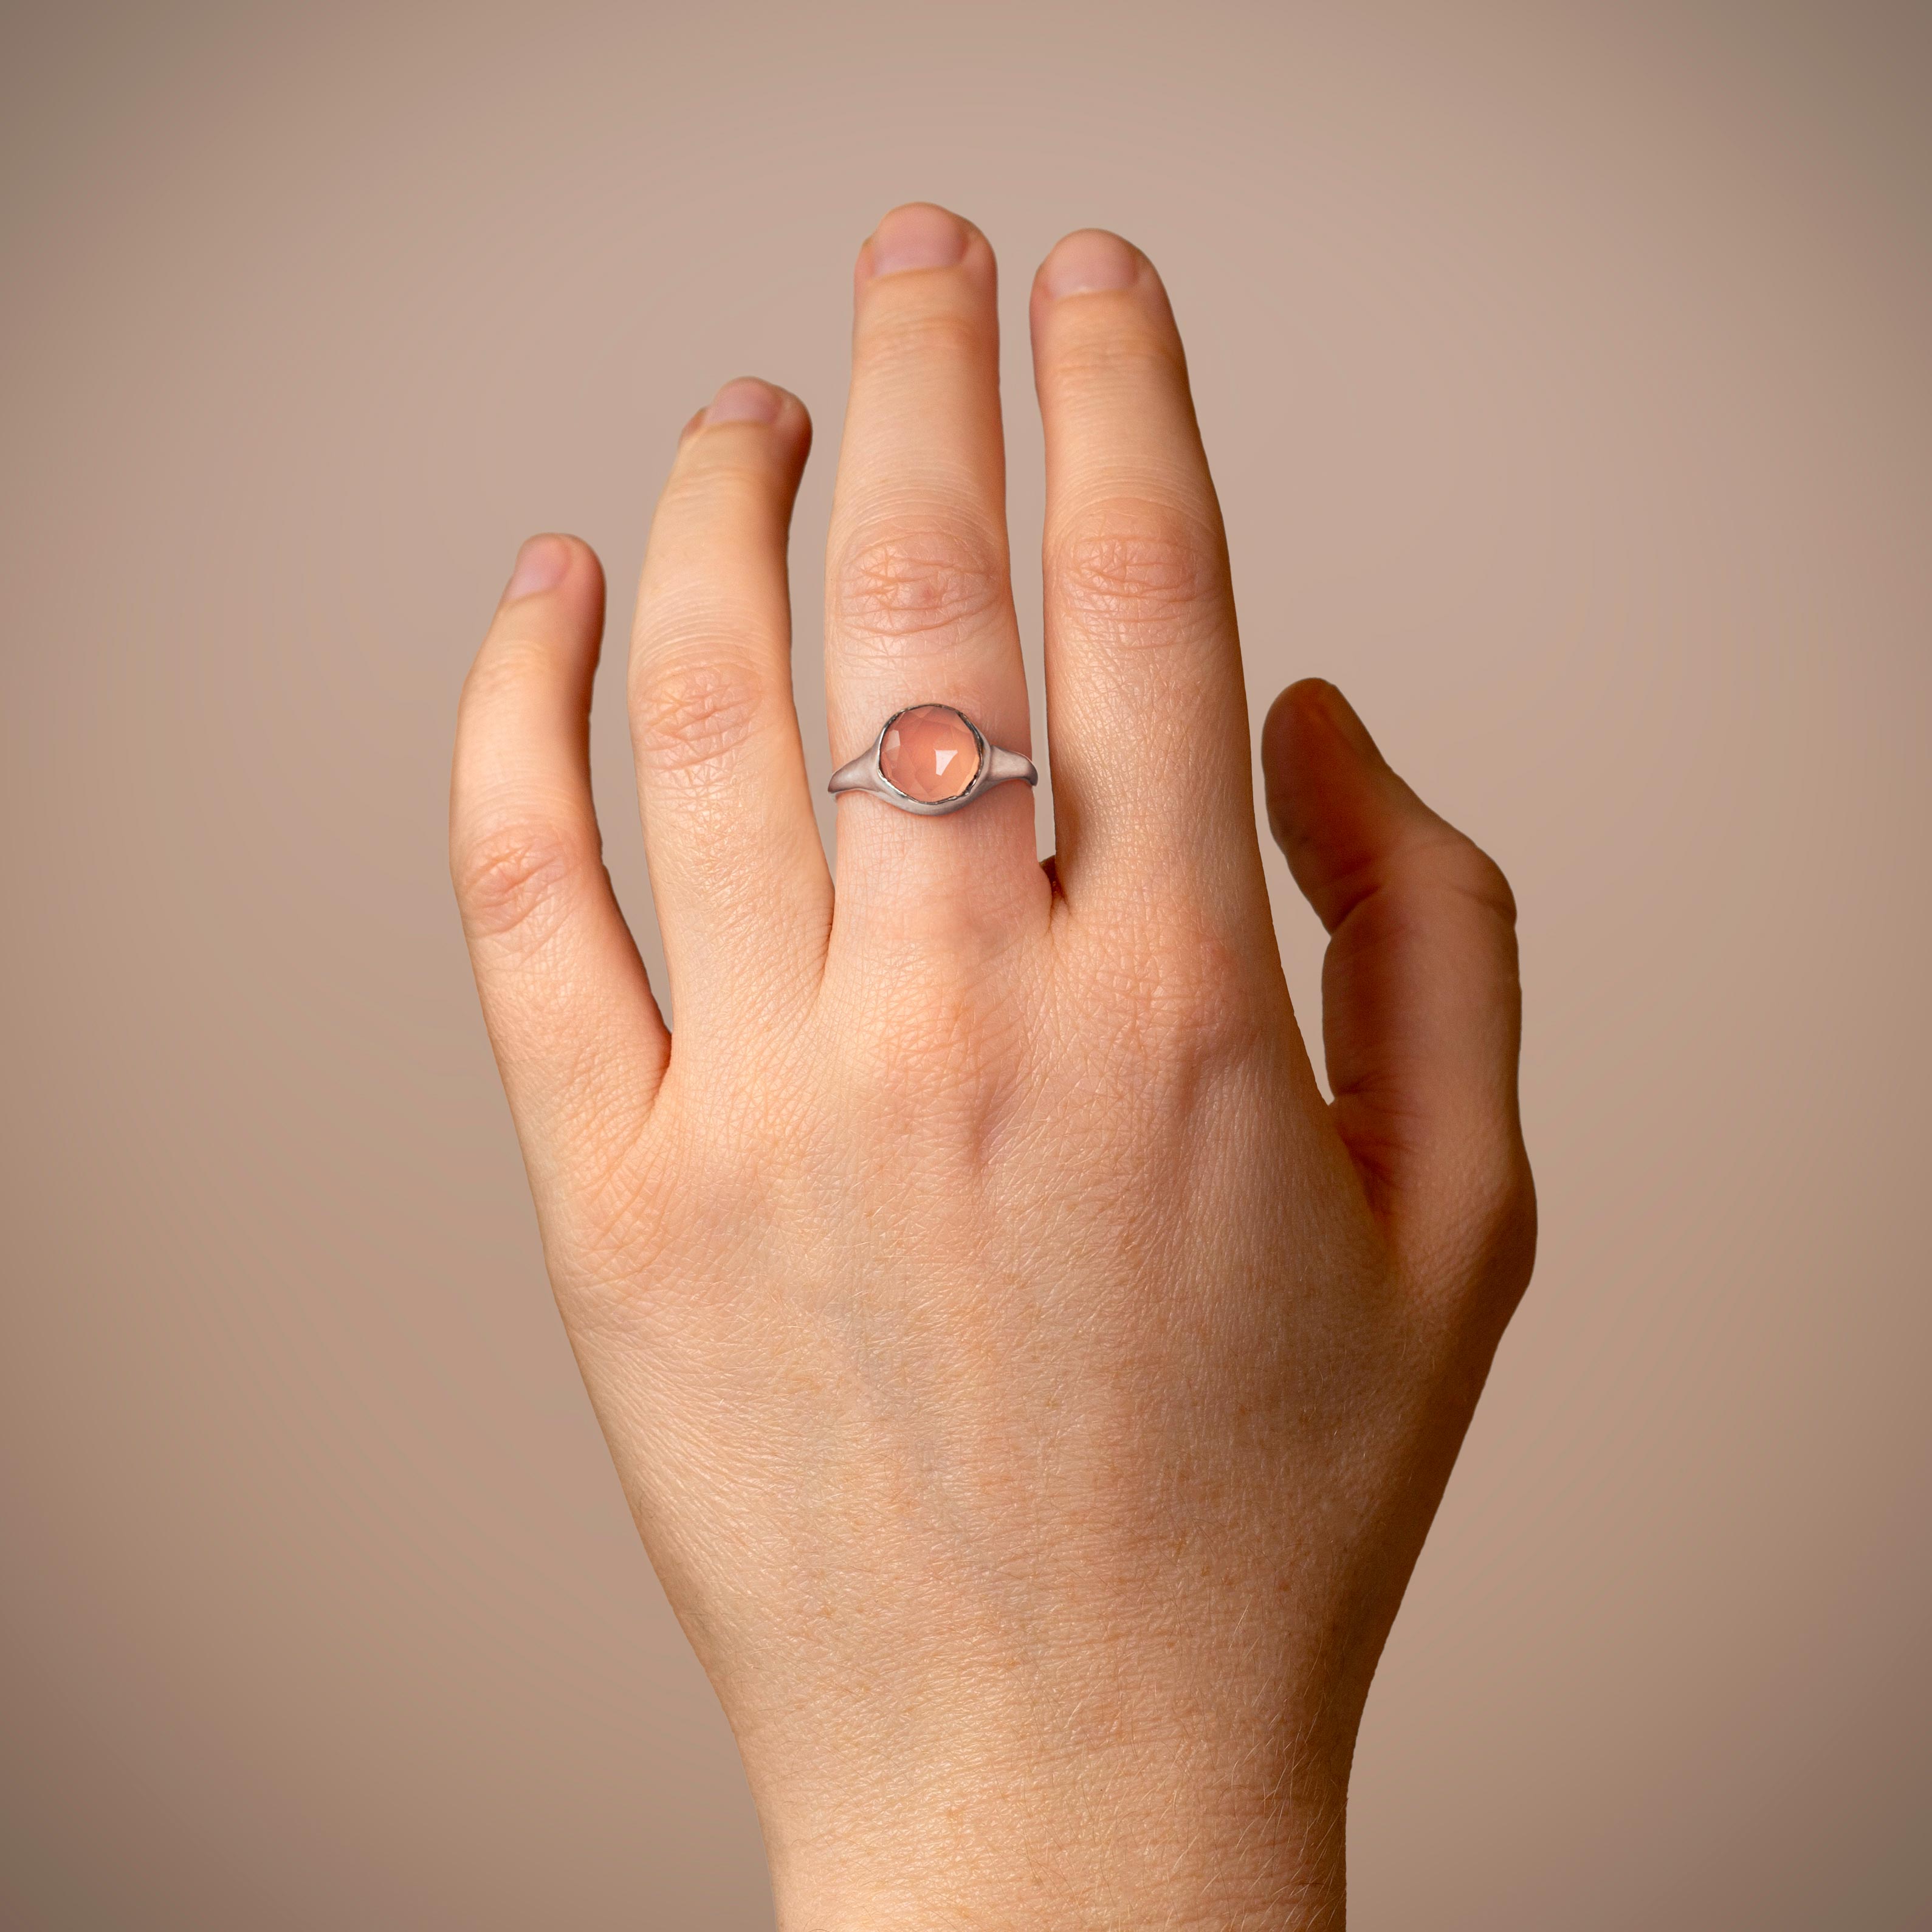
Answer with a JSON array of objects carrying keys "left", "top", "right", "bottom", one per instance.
[
  {"left": 704, "top": 377, "right": 784, "bottom": 426},
  {"left": 505, "top": 534, "right": 569, "bottom": 600},
  {"left": 865, "top": 204, "right": 969, "bottom": 280},
  {"left": 1039, "top": 230, "right": 1140, "bottom": 300}
]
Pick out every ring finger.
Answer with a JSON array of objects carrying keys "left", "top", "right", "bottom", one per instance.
[{"left": 824, "top": 204, "right": 1045, "bottom": 953}]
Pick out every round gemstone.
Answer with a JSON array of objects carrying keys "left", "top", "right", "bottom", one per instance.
[{"left": 878, "top": 705, "right": 981, "bottom": 803}]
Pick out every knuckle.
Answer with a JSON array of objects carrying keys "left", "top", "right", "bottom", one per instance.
[
  {"left": 870, "top": 1040, "right": 1004, "bottom": 1150},
  {"left": 452, "top": 817, "right": 590, "bottom": 948},
  {"left": 833, "top": 524, "right": 1008, "bottom": 651},
  {"left": 1050, "top": 500, "right": 1225, "bottom": 635},
  {"left": 1048, "top": 323, "right": 1185, "bottom": 394},
  {"left": 659, "top": 450, "right": 779, "bottom": 517},
  {"left": 860, "top": 303, "right": 985, "bottom": 373},
  {"left": 1422, "top": 833, "right": 1518, "bottom": 927},
  {"left": 631, "top": 657, "right": 763, "bottom": 781},
  {"left": 846, "top": 964, "right": 1031, "bottom": 1145},
  {"left": 1451, "top": 1153, "right": 1539, "bottom": 1303},
  {"left": 459, "top": 633, "right": 549, "bottom": 718},
  {"left": 1460, "top": 846, "right": 1519, "bottom": 927},
  {"left": 1082, "top": 910, "right": 1262, "bottom": 1068}
]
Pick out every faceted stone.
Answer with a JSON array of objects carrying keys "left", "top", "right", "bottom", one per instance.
[{"left": 879, "top": 705, "right": 980, "bottom": 803}]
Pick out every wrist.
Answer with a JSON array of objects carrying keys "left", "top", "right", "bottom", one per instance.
[
  {"left": 754, "top": 1724, "right": 1350, "bottom": 1931},
  {"left": 769, "top": 1817, "right": 1346, "bottom": 1932}
]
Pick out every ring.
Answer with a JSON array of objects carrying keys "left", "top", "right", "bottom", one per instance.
[{"left": 827, "top": 704, "right": 1037, "bottom": 816}]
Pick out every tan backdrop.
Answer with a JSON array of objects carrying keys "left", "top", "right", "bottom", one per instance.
[{"left": 4, "top": 2, "right": 1927, "bottom": 1925}]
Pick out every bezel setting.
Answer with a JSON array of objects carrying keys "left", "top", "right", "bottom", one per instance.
[{"left": 827, "top": 704, "right": 1037, "bottom": 816}]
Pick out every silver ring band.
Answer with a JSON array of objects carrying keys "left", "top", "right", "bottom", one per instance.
[{"left": 828, "top": 704, "right": 1037, "bottom": 816}]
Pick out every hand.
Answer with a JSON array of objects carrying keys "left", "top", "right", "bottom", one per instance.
[{"left": 450, "top": 204, "right": 1533, "bottom": 1930}]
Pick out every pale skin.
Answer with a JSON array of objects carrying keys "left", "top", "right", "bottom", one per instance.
[{"left": 451, "top": 205, "right": 1533, "bottom": 1930}]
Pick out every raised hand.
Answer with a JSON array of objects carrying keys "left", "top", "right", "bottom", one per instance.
[{"left": 451, "top": 204, "right": 1532, "bottom": 1931}]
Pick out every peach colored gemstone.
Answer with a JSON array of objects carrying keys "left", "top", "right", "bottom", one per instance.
[{"left": 879, "top": 705, "right": 980, "bottom": 803}]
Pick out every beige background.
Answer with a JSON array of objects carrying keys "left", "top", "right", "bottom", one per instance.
[{"left": 4, "top": 1, "right": 1928, "bottom": 1925}]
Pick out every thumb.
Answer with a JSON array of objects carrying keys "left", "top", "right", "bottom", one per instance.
[{"left": 1262, "top": 679, "right": 1533, "bottom": 1296}]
